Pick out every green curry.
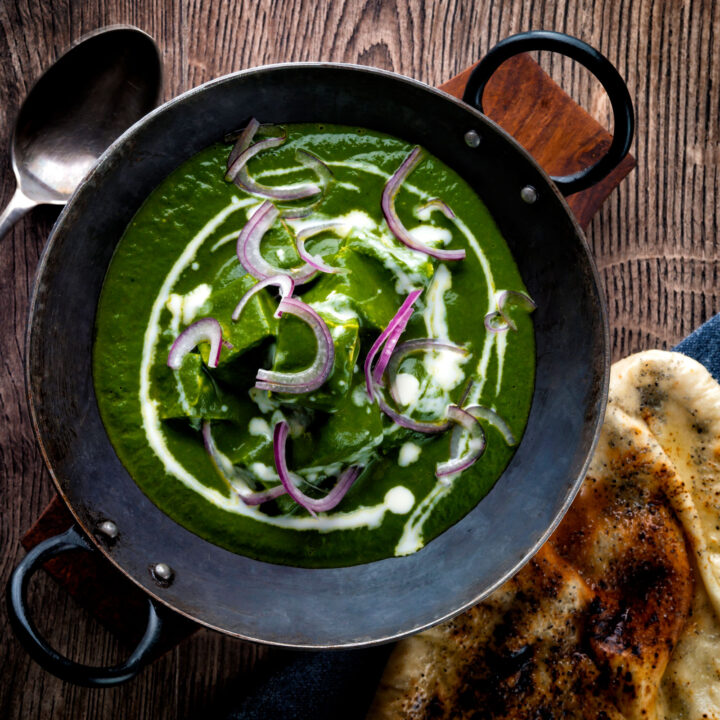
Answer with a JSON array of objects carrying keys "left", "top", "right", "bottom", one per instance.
[{"left": 93, "top": 123, "right": 535, "bottom": 567}]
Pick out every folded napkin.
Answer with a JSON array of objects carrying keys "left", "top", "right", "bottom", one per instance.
[
  {"left": 224, "top": 313, "right": 720, "bottom": 720},
  {"left": 675, "top": 312, "right": 720, "bottom": 381},
  {"left": 224, "top": 647, "right": 390, "bottom": 720}
]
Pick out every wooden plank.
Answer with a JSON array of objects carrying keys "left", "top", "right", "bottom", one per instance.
[{"left": 1, "top": 1, "right": 718, "bottom": 718}]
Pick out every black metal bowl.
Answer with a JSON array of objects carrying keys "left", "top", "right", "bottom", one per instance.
[{"left": 8, "top": 31, "right": 633, "bottom": 687}]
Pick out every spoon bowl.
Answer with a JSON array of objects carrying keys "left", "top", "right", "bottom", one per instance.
[{"left": 0, "top": 25, "right": 161, "bottom": 238}]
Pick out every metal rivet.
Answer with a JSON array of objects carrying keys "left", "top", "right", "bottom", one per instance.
[
  {"left": 96, "top": 520, "right": 118, "bottom": 539},
  {"left": 464, "top": 130, "right": 481, "bottom": 148},
  {"left": 151, "top": 562, "right": 174, "bottom": 584},
  {"left": 520, "top": 185, "right": 538, "bottom": 204}
]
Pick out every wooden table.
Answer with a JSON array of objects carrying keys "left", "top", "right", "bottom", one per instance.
[{"left": 1, "top": 1, "right": 718, "bottom": 718}]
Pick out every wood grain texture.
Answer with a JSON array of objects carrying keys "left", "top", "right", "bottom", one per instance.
[{"left": 0, "top": 1, "right": 718, "bottom": 718}]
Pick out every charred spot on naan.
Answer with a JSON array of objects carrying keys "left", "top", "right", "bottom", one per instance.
[
  {"left": 451, "top": 545, "right": 620, "bottom": 720},
  {"left": 368, "top": 545, "right": 627, "bottom": 720},
  {"left": 552, "top": 409, "right": 694, "bottom": 718}
]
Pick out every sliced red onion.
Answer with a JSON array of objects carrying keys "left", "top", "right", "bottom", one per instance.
[
  {"left": 374, "top": 385, "right": 451, "bottom": 433},
  {"left": 484, "top": 290, "right": 536, "bottom": 333},
  {"left": 202, "top": 422, "right": 286, "bottom": 506},
  {"left": 226, "top": 118, "right": 260, "bottom": 171},
  {"left": 295, "top": 148, "right": 334, "bottom": 185},
  {"left": 295, "top": 223, "right": 347, "bottom": 274},
  {"left": 458, "top": 378, "right": 474, "bottom": 408},
  {"left": 239, "top": 485, "right": 288, "bottom": 506},
  {"left": 382, "top": 147, "right": 466, "bottom": 262},
  {"left": 274, "top": 150, "right": 334, "bottom": 218},
  {"left": 463, "top": 404, "right": 516, "bottom": 446},
  {"left": 371, "top": 305, "right": 415, "bottom": 386},
  {"left": 237, "top": 174, "right": 322, "bottom": 202},
  {"left": 502, "top": 290, "right": 536, "bottom": 311},
  {"left": 273, "top": 420, "right": 361, "bottom": 517},
  {"left": 227, "top": 121, "right": 321, "bottom": 201},
  {"left": 364, "top": 289, "right": 422, "bottom": 400},
  {"left": 484, "top": 312, "right": 508, "bottom": 333},
  {"left": 232, "top": 275, "right": 295, "bottom": 322},
  {"left": 417, "top": 198, "right": 456, "bottom": 220},
  {"left": 436, "top": 405, "right": 486, "bottom": 478},
  {"left": 226, "top": 133, "right": 287, "bottom": 183},
  {"left": 225, "top": 120, "right": 280, "bottom": 158},
  {"left": 386, "top": 339, "right": 468, "bottom": 405},
  {"left": 256, "top": 297, "right": 334, "bottom": 394},
  {"left": 167, "top": 318, "right": 223, "bottom": 370},
  {"left": 237, "top": 200, "right": 318, "bottom": 284},
  {"left": 280, "top": 197, "right": 322, "bottom": 220}
]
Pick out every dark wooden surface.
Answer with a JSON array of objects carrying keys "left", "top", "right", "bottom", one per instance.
[{"left": 1, "top": 1, "right": 718, "bottom": 718}]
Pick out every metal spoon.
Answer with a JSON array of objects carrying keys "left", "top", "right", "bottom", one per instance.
[{"left": 0, "top": 25, "right": 162, "bottom": 240}]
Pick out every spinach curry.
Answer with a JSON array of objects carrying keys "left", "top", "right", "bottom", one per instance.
[{"left": 93, "top": 123, "right": 535, "bottom": 568}]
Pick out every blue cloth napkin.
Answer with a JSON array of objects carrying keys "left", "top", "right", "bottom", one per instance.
[
  {"left": 224, "top": 313, "right": 720, "bottom": 720},
  {"left": 224, "top": 647, "right": 391, "bottom": 720},
  {"left": 675, "top": 312, "right": 720, "bottom": 382}
]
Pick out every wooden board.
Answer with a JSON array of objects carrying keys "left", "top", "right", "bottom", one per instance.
[
  {"left": 2, "top": 1, "right": 717, "bottom": 719},
  {"left": 448, "top": 54, "right": 636, "bottom": 231},
  {"left": 19, "top": 49, "right": 634, "bottom": 654}
]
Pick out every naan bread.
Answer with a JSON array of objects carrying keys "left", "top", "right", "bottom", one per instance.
[
  {"left": 368, "top": 350, "right": 720, "bottom": 720},
  {"left": 611, "top": 352, "right": 720, "bottom": 719}
]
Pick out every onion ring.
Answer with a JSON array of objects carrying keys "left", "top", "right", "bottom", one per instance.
[
  {"left": 382, "top": 147, "right": 466, "bottom": 261},
  {"left": 236, "top": 200, "right": 318, "bottom": 284},
  {"left": 227, "top": 121, "right": 321, "bottom": 200},
  {"left": 463, "top": 404, "right": 516, "bottom": 446},
  {"left": 295, "top": 222, "right": 347, "bottom": 274},
  {"left": 232, "top": 275, "right": 295, "bottom": 322},
  {"left": 364, "top": 289, "right": 422, "bottom": 400},
  {"left": 273, "top": 420, "right": 361, "bottom": 516},
  {"left": 436, "top": 405, "right": 486, "bottom": 478},
  {"left": 417, "top": 197, "right": 456, "bottom": 220},
  {"left": 202, "top": 422, "right": 286, "bottom": 506},
  {"left": 484, "top": 290, "right": 536, "bottom": 333},
  {"left": 255, "top": 297, "right": 335, "bottom": 393},
  {"left": 386, "top": 339, "right": 468, "bottom": 405},
  {"left": 167, "top": 317, "right": 223, "bottom": 369}
]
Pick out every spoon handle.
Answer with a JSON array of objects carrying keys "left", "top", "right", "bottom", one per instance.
[{"left": 0, "top": 187, "right": 37, "bottom": 241}]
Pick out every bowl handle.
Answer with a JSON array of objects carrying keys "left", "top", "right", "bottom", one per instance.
[
  {"left": 6, "top": 525, "right": 164, "bottom": 687},
  {"left": 463, "top": 30, "right": 634, "bottom": 196}
]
